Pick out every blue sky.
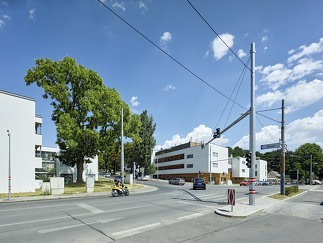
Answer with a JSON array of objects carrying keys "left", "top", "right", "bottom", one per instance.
[{"left": 1, "top": 0, "right": 323, "bottom": 152}]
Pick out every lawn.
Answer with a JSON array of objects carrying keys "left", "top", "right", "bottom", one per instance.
[
  {"left": 0, "top": 177, "right": 143, "bottom": 198},
  {"left": 269, "top": 189, "right": 304, "bottom": 200}
]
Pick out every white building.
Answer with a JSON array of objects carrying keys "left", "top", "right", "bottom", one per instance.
[
  {"left": 229, "top": 157, "right": 267, "bottom": 182},
  {"left": 0, "top": 90, "right": 42, "bottom": 193},
  {"left": 41, "top": 146, "right": 99, "bottom": 183},
  {"left": 153, "top": 142, "right": 229, "bottom": 184}
]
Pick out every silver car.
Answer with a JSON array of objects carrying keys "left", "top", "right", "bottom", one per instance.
[{"left": 169, "top": 178, "right": 185, "bottom": 185}]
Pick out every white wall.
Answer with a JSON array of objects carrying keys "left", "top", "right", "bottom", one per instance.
[
  {"left": 0, "top": 90, "right": 38, "bottom": 193},
  {"left": 231, "top": 157, "right": 249, "bottom": 178},
  {"left": 256, "top": 159, "right": 267, "bottom": 181}
]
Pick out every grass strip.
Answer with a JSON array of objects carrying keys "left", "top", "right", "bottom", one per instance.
[{"left": 268, "top": 189, "right": 305, "bottom": 200}]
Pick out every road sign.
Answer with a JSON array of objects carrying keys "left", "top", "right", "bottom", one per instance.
[
  {"left": 228, "top": 189, "right": 235, "bottom": 211},
  {"left": 261, "top": 143, "right": 280, "bottom": 150}
]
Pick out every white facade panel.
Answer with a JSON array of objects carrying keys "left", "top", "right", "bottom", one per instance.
[
  {"left": 35, "top": 134, "right": 42, "bottom": 146},
  {"left": 35, "top": 157, "right": 43, "bottom": 168},
  {"left": 255, "top": 159, "right": 267, "bottom": 181},
  {"left": 0, "top": 90, "right": 38, "bottom": 193}
]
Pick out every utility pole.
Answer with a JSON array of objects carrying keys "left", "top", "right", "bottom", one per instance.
[
  {"left": 121, "top": 108, "right": 124, "bottom": 186},
  {"left": 249, "top": 42, "right": 256, "bottom": 206},
  {"left": 133, "top": 162, "right": 136, "bottom": 192},
  {"left": 310, "top": 154, "right": 312, "bottom": 186},
  {"left": 281, "top": 99, "right": 285, "bottom": 195},
  {"left": 209, "top": 144, "right": 212, "bottom": 184},
  {"left": 7, "top": 130, "right": 11, "bottom": 200}
]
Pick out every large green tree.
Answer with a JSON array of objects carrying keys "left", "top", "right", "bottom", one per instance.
[
  {"left": 133, "top": 110, "right": 156, "bottom": 171},
  {"left": 25, "top": 57, "right": 138, "bottom": 182}
]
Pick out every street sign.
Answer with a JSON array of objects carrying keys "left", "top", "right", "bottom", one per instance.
[
  {"left": 228, "top": 189, "right": 235, "bottom": 212},
  {"left": 261, "top": 143, "right": 280, "bottom": 150}
]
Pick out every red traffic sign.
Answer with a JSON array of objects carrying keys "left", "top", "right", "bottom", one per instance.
[{"left": 228, "top": 189, "right": 235, "bottom": 205}]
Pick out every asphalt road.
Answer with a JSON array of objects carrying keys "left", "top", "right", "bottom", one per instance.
[{"left": 0, "top": 181, "right": 321, "bottom": 243}]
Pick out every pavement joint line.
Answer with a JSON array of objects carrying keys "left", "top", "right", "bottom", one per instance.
[
  {"left": 111, "top": 222, "right": 161, "bottom": 237},
  {"left": 77, "top": 203, "right": 104, "bottom": 214},
  {"left": 176, "top": 212, "right": 204, "bottom": 220}
]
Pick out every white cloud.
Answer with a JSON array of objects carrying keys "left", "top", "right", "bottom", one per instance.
[
  {"left": 211, "top": 33, "right": 234, "bottom": 60},
  {"left": 260, "top": 58, "right": 323, "bottom": 90},
  {"left": 228, "top": 55, "right": 234, "bottom": 62},
  {"left": 130, "top": 96, "right": 139, "bottom": 107},
  {"left": 139, "top": 1, "right": 147, "bottom": 10},
  {"left": 288, "top": 37, "right": 323, "bottom": 63},
  {"left": 155, "top": 124, "right": 229, "bottom": 150},
  {"left": 256, "top": 79, "right": 323, "bottom": 113},
  {"left": 1, "top": 1, "right": 8, "bottom": 7},
  {"left": 234, "top": 110, "right": 323, "bottom": 150},
  {"left": 0, "top": 20, "right": 4, "bottom": 29},
  {"left": 234, "top": 125, "right": 281, "bottom": 150},
  {"left": 29, "top": 8, "right": 35, "bottom": 20},
  {"left": 3, "top": 14, "right": 11, "bottom": 20},
  {"left": 160, "top": 32, "right": 171, "bottom": 42},
  {"left": 244, "top": 33, "right": 249, "bottom": 37},
  {"left": 164, "top": 84, "right": 175, "bottom": 91},
  {"left": 264, "top": 46, "right": 268, "bottom": 51},
  {"left": 204, "top": 50, "right": 209, "bottom": 58},
  {"left": 288, "top": 49, "right": 295, "bottom": 55},
  {"left": 286, "top": 110, "right": 323, "bottom": 148},
  {"left": 112, "top": 2, "right": 126, "bottom": 12},
  {"left": 237, "top": 49, "right": 246, "bottom": 58},
  {"left": 261, "top": 36, "right": 268, "bottom": 42}
]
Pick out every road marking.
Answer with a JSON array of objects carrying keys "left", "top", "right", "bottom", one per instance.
[
  {"left": 176, "top": 201, "right": 214, "bottom": 208},
  {"left": 0, "top": 203, "right": 75, "bottom": 212},
  {"left": 0, "top": 205, "right": 150, "bottom": 228},
  {"left": 198, "top": 195, "right": 226, "bottom": 200},
  {"left": 77, "top": 203, "right": 103, "bottom": 214},
  {"left": 176, "top": 213, "right": 204, "bottom": 220},
  {"left": 111, "top": 223, "right": 161, "bottom": 237},
  {"left": 39, "top": 218, "right": 120, "bottom": 234}
]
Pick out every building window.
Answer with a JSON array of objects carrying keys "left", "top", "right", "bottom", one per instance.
[
  {"left": 155, "top": 159, "right": 157, "bottom": 163},
  {"left": 265, "top": 165, "right": 267, "bottom": 170},
  {"left": 255, "top": 164, "right": 257, "bottom": 169},
  {"left": 255, "top": 171, "right": 258, "bottom": 176},
  {"left": 242, "top": 161, "right": 245, "bottom": 164},
  {"left": 228, "top": 168, "right": 232, "bottom": 173},
  {"left": 212, "top": 162, "right": 218, "bottom": 168},
  {"left": 242, "top": 169, "right": 245, "bottom": 173},
  {"left": 158, "top": 164, "right": 185, "bottom": 170},
  {"left": 212, "top": 152, "right": 218, "bottom": 157},
  {"left": 158, "top": 153, "right": 184, "bottom": 163},
  {"left": 187, "top": 154, "right": 193, "bottom": 159},
  {"left": 187, "top": 164, "right": 193, "bottom": 168}
]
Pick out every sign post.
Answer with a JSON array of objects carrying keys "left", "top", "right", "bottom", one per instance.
[{"left": 228, "top": 189, "right": 235, "bottom": 212}]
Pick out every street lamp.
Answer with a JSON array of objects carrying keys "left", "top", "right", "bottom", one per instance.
[{"left": 7, "top": 130, "right": 11, "bottom": 200}]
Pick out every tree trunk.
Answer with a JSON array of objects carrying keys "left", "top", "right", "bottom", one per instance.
[{"left": 77, "top": 161, "right": 84, "bottom": 183}]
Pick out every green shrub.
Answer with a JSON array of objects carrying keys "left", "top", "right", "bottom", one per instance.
[
  {"left": 285, "top": 187, "right": 292, "bottom": 196},
  {"left": 291, "top": 185, "right": 298, "bottom": 193}
]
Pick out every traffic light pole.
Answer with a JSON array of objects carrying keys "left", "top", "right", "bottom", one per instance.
[
  {"left": 121, "top": 108, "right": 124, "bottom": 186},
  {"left": 280, "top": 99, "right": 285, "bottom": 195},
  {"left": 249, "top": 42, "right": 256, "bottom": 206}
]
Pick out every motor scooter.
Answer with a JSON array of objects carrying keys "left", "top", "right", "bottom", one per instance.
[{"left": 111, "top": 184, "right": 129, "bottom": 197}]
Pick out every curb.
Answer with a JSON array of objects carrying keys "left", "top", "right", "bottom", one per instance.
[{"left": 0, "top": 185, "right": 158, "bottom": 204}]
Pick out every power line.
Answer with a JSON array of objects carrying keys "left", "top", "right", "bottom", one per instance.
[
  {"left": 97, "top": 0, "right": 247, "bottom": 110},
  {"left": 257, "top": 108, "right": 281, "bottom": 113},
  {"left": 215, "top": 56, "right": 250, "bottom": 129},
  {"left": 256, "top": 112, "right": 281, "bottom": 124},
  {"left": 256, "top": 116, "right": 277, "bottom": 143},
  {"left": 224, "top": 56, "right": 251, "bottom": 127},
  {"left": 186, "top": 0, "right": 251, "bottom": 72}
]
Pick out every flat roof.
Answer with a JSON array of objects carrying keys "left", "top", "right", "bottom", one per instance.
[{"left": 0, "top": 89, "right": 35, "bottom": 102}]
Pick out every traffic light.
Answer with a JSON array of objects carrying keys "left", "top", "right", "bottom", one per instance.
[
  {"left": 213, "top": 128, "right": 221, "bottom": 138},
  {"left": 246, "top": 153, "right": 251, "bottom": 168}
]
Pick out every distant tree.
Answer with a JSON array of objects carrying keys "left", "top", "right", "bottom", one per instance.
[
  {"left": 133, "top": 110, "right": 156, "bottom": 171},
  {"left": 261, "top": 150, "right": 281, "bottom": 172},
  {"left": 294, "top": 143, "right": 323, "bottom": 183},
  {"left": 232, "top": 146, "right": 245, "bottom": 157},
  {"left": 146, "top": 164, "right": 156, "bottom": 175}
]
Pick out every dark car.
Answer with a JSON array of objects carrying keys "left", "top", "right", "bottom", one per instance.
[{"left": 193, "top": 178, "right": 206, "bottom": 190}]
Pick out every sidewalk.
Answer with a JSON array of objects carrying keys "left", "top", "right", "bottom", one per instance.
[
  {"left": 215, "top": 185, "right": 313, "bottom": 218},
  {"left": 0, "top": 184, "right": 157, "bottom": 203}
]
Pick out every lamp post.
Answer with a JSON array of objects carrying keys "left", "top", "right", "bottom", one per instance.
[{"left": 7, "top": 130, "right": 11, "bottom": 200}]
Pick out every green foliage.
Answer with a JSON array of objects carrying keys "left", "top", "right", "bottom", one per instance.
[
  {"left": 285, "top": 186, "right": 298, "bottom": 196},
  {"left": 133, "top": 110, "right": 156, "bottom": 170},
  {"left": 146, "top": 164, "right": 156, "bottom": 175}
]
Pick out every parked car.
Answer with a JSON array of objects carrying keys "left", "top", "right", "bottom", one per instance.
[
  {"left": 137, "top": 176, "right": 149, "bottom": 181},
  {"left": 193, "top": 178, "right": 206, "bottom": 190},
  {"left": 104, "top": 172, "right": 111, "bottom": 178},
  {"left": 240, "top": 181, "right": 249, "bottom": 186},
  {"left": 313, "top": 180, "right": 322, "bottom": 185},
  {"left": 169, "top": 178, "right": 185, "bottom": 185},
  {"left": 255, "top": 180, "right": 262, "bottom": 186},
  {"left": 261, "top": 181, "right": 272, "bottom": 186}
]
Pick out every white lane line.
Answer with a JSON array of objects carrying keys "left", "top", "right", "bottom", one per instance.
[
  {"left": 111, "top": 223, "right": 161, "bottom": 237},
  {"left": 0, "top": 203, "right": 75, "bottom": 212},
  {"left": 39, "top": 218, "right": 120, "bottom": 234},
  {"left": 176, "top": 201, "right": 214, "bottom": 208},
  {"left": 77, "top": 203, "right": 103, "bottom": 214},
  {"left": 0, "top": 205, "right": 150, "bottom": 228},
  {"left": 176, "top": 213, "right": 204, "bottom": 220}
]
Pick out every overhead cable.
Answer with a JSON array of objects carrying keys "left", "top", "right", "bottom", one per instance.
[{"left": 97, "top": 0, "right": 247, "bottom": 110}]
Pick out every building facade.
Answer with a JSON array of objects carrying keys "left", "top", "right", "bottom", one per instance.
[
  {"left": 153, "top": 142, "right": 230, "bottom": 184},
  {"left": 0, "top": 90, "right": 42, "bottom": 193},
  {"left": 41, "top": 146, "right": 99, "bottom": 183}
]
